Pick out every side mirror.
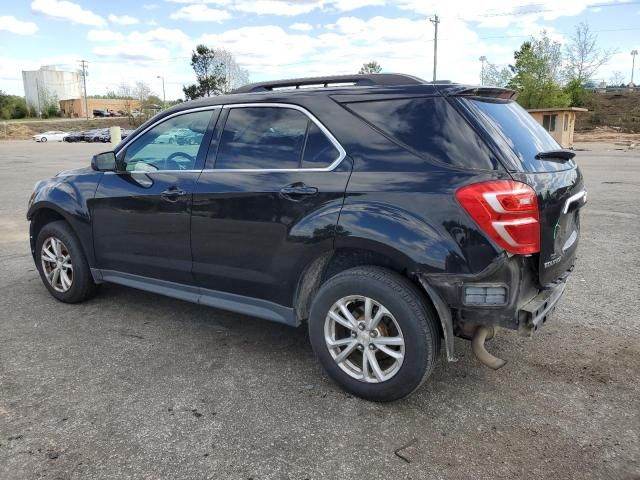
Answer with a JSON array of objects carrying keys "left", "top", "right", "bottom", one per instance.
[{"left": 91, "top": 151, "right": 117, "bottom": 171}]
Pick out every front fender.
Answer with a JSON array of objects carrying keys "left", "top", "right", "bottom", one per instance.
[{"left": 27, "top": 172, "right": 102, "bottom": 266}]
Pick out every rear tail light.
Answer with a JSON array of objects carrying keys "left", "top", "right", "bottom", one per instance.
[{"left": 455, "top": 180, "right": 540, "bottom": 255}]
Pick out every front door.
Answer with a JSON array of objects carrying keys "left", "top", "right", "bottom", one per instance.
[
  {"left": 191, "top": 104, "right": 351, "bottom": 307},
  {"left": 91, "top": 108, "right": 218, "bottom": 284}
]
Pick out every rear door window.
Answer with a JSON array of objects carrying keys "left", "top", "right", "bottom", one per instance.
[
  {"left": 301, "top": 122, "right": 340, "bottom": 168},
  {"left": 343, "top": 97, "right": 498, "bottom": 170},
  {"left": 215, "top": 106, "right": 341, "bottom": 170},
  {"left": 216, "top": 107, "right": 308, "bottom": 170}
]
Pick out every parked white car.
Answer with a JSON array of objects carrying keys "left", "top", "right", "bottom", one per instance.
[{"left": 32, "top": 131, "right": 69, "bottom": 142}]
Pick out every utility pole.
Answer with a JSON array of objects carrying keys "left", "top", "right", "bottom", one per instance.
[
  {"left": 631, "top": 50, "right": 638, "bottom": 85},
  {"left": 430, "top": 15, "right": 440, "bottom": 82},
  {"left": 79, "top": 60, "right": 89, "bottom": 120},
  {"left": 479, "top": 56, "right": 487, "bottom": 86},
  {"left": 157, "top": 75, "right": 166, "bottom": 109}
]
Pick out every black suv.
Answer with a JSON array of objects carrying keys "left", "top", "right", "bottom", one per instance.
[{"left": 27, "top": 74, "right": 586, "bottom": 401}]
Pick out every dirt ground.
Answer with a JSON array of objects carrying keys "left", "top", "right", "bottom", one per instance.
[
  {"left": 0, "top": 140, "right": 638, "bottom": 480},
  {"left": 575, "top": 127, "right": 640, "bottom": 144}
]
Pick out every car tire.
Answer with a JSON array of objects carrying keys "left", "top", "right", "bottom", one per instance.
[
  {"left": 308, "top": 266, "right": 441, "bottom": 402},
  {"left": 169, "top": 137, "right": 175, "bottom": 144},
  {"left": 41, "top": 137, "right": 47, "bottom": 143},
  {"left": 35, "top": 220, "right": 97, "bottom": 303}
]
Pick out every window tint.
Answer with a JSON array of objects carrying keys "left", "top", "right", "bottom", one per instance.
[
  {"left": 468, "top": 99, "right": 570, "bottom": 173},
  {"left": 301, "top": 122, "right": 339, "bottom": 168},
  {"left": 216, "top": 107, "right": 309, "bottom": 170},
  {"left": 345, "top": 97, "right": 496, "bottom": 170},
  {"left": 123, "top": 110, "right": 212, "bottom": 172}
]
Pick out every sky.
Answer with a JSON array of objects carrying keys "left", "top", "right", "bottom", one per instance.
[{"left": 0, "top": 0, "right": 639, "bottom": 100}]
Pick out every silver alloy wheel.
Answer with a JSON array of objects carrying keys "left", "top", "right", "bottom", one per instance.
[
  {"left": 40, "top": 237, "right": 73, "bottom": 293},
  {"left": 324, "top": 295, "right": 405, "bottom": 383}
]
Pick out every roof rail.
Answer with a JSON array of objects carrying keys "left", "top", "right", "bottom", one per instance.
[{"left": 232, "top": 73, "right": 426, "bottom": 94}]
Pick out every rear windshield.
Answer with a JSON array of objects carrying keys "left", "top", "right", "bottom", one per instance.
[
  {"left": 467, "top": 98, "right": 574, "bottom": 172},
  {"left": 343, "top": 97, "right": 500, "bottom": 170}
]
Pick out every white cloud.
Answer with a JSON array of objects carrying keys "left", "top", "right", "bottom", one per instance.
[
  {"left": 198, "top": 26, "right": 316, "bottom": 70},
  {"left": 31, "top": 0, "right": 106, "bottom": 27},
  {"left": 165, "top": 0, "right": 383, "bottom": 15},
  {"left": 170, "top": 4, "right": 232, "bottom": 22},
  {"left": 290, "top": 22, "right": 313, "bottom": 31},
  {"left": 108, "top": 14, "right": 140, "bottom": 25},
  {"left": 129, "top": 27, "right": 191, "bottom": 48},
  {"left": 0, "top": 16, "right": 39, "bottom": 35},
  {"left": 143, "top": 3, "right": 159, "bottom": 9},
  {"left": 87, "top": 29, "right": 125, "bottom": 42},
  {"left": 334, "top": 0, "right": 385, "bottom": 11},
  {"left": 231, "top": 1, "right": 319, "bottom": 15},
  {"left": 93, "top": 43, "right": 170, "bottom": 62},
  {"left": 88, "top": 27, "right": 192, "bottom": 55},
  {"left": 396, "top": 0, "right": 605, "bottom": 27}
]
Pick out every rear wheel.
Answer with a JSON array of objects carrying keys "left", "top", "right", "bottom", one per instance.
[
  {"left": 309, "top": 266, "right": 440, "bottom": 401},
  {"left": 35, "top": 221, "right": 97, "bottom": 303}
]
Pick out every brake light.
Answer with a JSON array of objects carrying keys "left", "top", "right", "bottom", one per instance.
[{"left": 456, "top": 180, "right": 540, "bottom": 255}]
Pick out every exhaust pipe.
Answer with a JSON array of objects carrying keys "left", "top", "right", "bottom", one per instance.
[{"left": 472, "top": 326, "right": 507, "bottom": 370}]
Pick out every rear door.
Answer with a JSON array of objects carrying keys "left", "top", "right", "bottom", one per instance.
[
  {"left": 191, "top": 104, "right": 351, "bottom": 307},
  {"left": 462, "top": 98, "right": 587, "bottom": 285}
]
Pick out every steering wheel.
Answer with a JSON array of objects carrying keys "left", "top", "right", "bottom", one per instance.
[{"left": 165, "top": 151, "right": 195, "bottom": 170}]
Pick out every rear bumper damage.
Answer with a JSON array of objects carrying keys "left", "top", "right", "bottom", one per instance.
[{"left": 419, "top": 254, "right": 572, "bottom": 366}]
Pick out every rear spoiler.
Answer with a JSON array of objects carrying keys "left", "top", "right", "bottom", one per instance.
[{"left": 444, "top": 86, "right": 517, "bottom": 100}]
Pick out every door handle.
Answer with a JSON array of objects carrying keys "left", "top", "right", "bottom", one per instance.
[
  {"left": 279, "top": 183, "right": 318, "bottom": 199},
  {"left": 161, "top": 187, "right": 188, "bottom": 202}
]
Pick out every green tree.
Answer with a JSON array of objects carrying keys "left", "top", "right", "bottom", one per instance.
[
  {"left": 0, "top": 91, "right": 28, "bottom": 119},
  {"left": 563, "top": 78, "right": 590, "bottom": 107},
  {"left": 183, "top": 45, "right": 225, "bottom": 100},
  {"left": 508, "top": 33, "right": 570, "bottom": 109},
  {"left": 358, "top": 61, "right": 382, "bottom": 74}
]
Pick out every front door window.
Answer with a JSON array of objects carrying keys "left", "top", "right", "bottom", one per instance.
[{"left": 122, "top": 110, "right": 213, "bottom": 172}]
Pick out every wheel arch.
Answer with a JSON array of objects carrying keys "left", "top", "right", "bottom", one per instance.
[
  {"left": 28, "top": 204, "right": 87, "bottom": 262},
  {"left": 293, "top": 245, "right": 453, "bottom": 361}
]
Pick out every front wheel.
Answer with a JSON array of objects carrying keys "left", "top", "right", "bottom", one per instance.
[
  {"left": 41, "top": 137, "right": 47, "bottom": 143},
  {"left": 309, "top": 266, "right": 440, "bottom": 401},
  {"left": 35, "top": 221, "right": 97, "bottom": 303}
]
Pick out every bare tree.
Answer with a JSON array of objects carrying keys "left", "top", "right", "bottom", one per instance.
[
  {"left": 483, "top": 62, "right": 513, "bottom": 87},
  {"left": 214, "top": 48, "right": 250, "bottom": 93},
  {"left": 609, "top": 71, "right": 625, "bottom": 87},
  {"left": 564, "top": 22, "right": 616, "bottom": 83},
  {"left": 116, "top": 83, "right": 135, "bottom": 116},
  {"left": 133, "top": 81, "right": 152, "bottom": 106}
]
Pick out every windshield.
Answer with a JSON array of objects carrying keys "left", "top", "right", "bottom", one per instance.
[{"left": 466, "top": 98, "right": 575, "bottom": 173}]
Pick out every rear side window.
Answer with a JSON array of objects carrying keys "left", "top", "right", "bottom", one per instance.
[
  {"left": 467, "top": 99, "right": 571, "bottom": 172},
  {"left": 216, "top": 107, "right": 308, "bottom": 169},
  {"left": 344, "top": 97, "right": 497, "bottom": 170},
  {"left": 214, "top": 106, "right": 340, "bottom": 170},
  {"left": 301, "top": 122, "right": 339, "bottom": 168}
]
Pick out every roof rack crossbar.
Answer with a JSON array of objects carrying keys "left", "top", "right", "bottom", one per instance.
[{"left": 232, "top": 74, "right": 425, "bottom": 94}]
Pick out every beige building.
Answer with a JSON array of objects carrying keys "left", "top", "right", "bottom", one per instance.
[
  {"left": 59, "top": 98, "right": 141, "bottom": 118},
  {"left": 527, "top": 107, "right": 588, "bottom": 148}
]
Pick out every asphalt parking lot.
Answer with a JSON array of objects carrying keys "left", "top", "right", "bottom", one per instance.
[{"left": 0, "top": 140, "right": 638, "bottom": 480}]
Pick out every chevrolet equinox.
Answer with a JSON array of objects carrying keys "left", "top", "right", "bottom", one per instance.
[{"left": 27, "top": 74, "right": 586, "bottom": 401}]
